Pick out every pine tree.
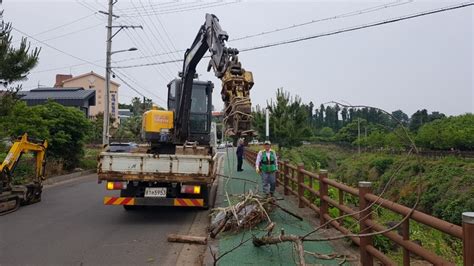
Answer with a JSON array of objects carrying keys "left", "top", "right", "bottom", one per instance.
[{"left": 0, "top": 13, "right": 40, "bottom": 116}]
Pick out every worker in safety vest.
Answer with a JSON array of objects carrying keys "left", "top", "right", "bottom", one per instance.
[{"left": 255, "top": 140, "right": 278, "bottom": 197}]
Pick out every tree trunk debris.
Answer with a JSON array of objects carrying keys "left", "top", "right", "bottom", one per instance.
[{"left": 167, "top": 234, "right": 207, "bottom": 245}]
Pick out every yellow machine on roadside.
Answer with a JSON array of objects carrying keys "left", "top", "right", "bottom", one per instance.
[{"left": 0, "top": 133, "right": 48, "bottom": 215}]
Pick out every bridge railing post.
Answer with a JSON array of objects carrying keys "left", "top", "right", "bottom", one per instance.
[
  {"left": 275, "top": 161, "right": 280, "bottom": 187},
  {"left": 402, "top": 219, "right": 410, "bottom": 266},
  {"left": 338, "top": 188, "right": 344, "bottom": 217},
  {"left": 283, "top": 160, "right": 289, "bottom": 196},
  {"left": 358, "top": 181, "right": 374, "bottom": 266},
  {"left": 297, "top": 163, "right": 304, "bottom": 208},
  {"left": 463, "top": 212, "right": 474, "bottom": 266},
  {"left": 319, "top": 170, "right": 328, "bottom": 227}
]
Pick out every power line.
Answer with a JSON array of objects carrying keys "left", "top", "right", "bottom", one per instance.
[
  {"left": 120, "top": 1, "right": 239, "bottom": 17},
  {"left": 127, "top": 0, "right": 181, "bottom": 73},
  {"left": 34, "top": 22, "right": 104, "bottom": 44},
  {"left": 112, "top": 69, "right": 167, "bottom": 105},
  {"left": 11, "top": 27, "right": 103, "bottom": 68},
  {"left": 113, "top": 58, "right": 183, "bottom": 69},
  {"left": 114, "top": 1, "right": 195, "bottom": 12},
  {"left": 111, "top": 2, "right": 176, "bottom": 79},
  {"left": 239, "top": 1, "right": 474, "bottom": 52},
  {"left": 30, "top": 0, "right": 411, "bottom": 72},
  {"left": 140, "top": 0, "right": 182, "bottom": 66},
  {"left": 13, "top": 12, "right": 98, "bottom": 43},
  {"left": 110, "top": 70, "right": 147, "bottom": 98},
  {"left": 30, "top": 49, "right": 185, "bottom": 74},
  {"left": 229, "top": 0, "right": 413, "bottom": 42},
  {"left": 83, "top": 1, "right": 176, "bottom": 84},
  {"left": 112, "top": 2, "right": 473, "bottom": 69}
]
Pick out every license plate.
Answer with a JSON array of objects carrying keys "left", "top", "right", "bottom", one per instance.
[{"left": 144, "top": 187, "right": 167, "bottom": 198}]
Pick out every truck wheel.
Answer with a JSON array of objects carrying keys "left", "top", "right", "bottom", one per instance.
[
  {"left": 123, "top": 205, "right": 138, "bottom": 211},
  {"left": 202, "top": 184, "right": 212, "bottom": 210}
]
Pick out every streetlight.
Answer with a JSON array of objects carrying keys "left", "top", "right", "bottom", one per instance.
[
  {"left": 110, "top": 47, "right": 138, "bottom": 55},
  {"left": 103, "top": 47, "right": 138, "bottom": 146}
]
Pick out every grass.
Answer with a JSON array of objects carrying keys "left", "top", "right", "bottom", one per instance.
[{"left": 78, "top": 147, "right": 101, "bottom": 170}]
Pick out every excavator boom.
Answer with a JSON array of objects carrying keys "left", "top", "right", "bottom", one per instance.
[{"left": 175, "top": 13, "right": 254, "bottom": 143}]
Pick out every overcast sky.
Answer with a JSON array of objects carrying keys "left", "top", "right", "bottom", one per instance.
[{"left": 3, "top": 0, "right": 473, "bottom": 116}]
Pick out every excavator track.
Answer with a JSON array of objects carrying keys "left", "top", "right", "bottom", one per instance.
[{"left": 0, "top": 193, "right": 20, "bottom": 216}]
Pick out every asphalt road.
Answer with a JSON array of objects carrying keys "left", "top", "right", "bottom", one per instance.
[{"left": 0, "top": 174, "right": 202, "bottom": 266}]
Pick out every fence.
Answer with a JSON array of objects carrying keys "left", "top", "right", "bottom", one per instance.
[{"left": 245, "top": 150, "right": 474, "bottom": 266}]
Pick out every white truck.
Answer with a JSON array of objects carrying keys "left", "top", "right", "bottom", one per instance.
[{"left": 98, "top": 147, "right": 217, "bottom": 209}]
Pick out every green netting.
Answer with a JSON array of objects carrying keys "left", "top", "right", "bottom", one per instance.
[{"left": 216, "top": 150, "right": 346, "bottom": 265}]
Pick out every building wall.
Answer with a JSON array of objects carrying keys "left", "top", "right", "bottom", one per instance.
[{"left": 62, "top": 74, "right": 119, "bottom": 121}]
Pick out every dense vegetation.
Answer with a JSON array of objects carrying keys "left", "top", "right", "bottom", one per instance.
[
  {"left": 111, "top": 97, "right": 154, "bottom": 141},
  {"left": 277, "top": 144, "right": 471, "bottom": 264},
  {"left": 252, "top": 89, "right": 473, "bottom": 151},
  {"left": 251, "top": 88, "right": 472, "bottom": 263},
  {"left": 0, "top": 101, "right": 92, "bottom": 170},
  {"left": 0, "top": 16, "right": 97, "bottom": 173}
]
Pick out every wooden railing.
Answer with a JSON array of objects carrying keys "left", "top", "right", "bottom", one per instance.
[{"left": 245, "top": 150, "right": 474, "bottom": 266}]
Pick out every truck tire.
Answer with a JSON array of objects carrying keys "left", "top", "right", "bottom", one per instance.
[
  {"left": 202, "top": 185, "right": 211, "bottom": 210},
  {"left": 123, "top": 205, "right": 138, "bottom": 211}
]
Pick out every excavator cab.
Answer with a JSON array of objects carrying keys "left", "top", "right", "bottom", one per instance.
[{"left": 167, "top": 78, "right": 214, "bottom": 145}]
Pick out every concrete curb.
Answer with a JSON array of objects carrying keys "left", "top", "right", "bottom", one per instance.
[
  {"left": 202, "top": 152, "right": 227, "bottom": 266},
  {"left": 43, "top": 169, "right": 96, "bottom": 185}
]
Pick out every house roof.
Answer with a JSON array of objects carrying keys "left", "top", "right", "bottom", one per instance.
[
  {"left": 61, "top": 71, "right": 120, "bottom": 87},
  {"left": 22, "top": 87, "right": 95, "bottom": 101}
]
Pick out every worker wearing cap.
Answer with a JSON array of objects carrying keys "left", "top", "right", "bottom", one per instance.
[{"left": 255, "top": 140, "right": 278, "bottom": 197}]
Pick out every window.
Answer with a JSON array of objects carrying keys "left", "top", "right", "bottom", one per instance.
[
  {"left": 190, "top": 114, "right": 208, "bottom": 133},
  {"left": 190, "top": 86, "right": 207, "bottom": 113}
]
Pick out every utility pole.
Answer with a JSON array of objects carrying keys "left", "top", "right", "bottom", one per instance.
[
  {"left": 358, "top": 118, "right": 361, "bottom": 155},
  {"left": 265, "top": 107, "right": 270, "bottom": 141},
  {"left": 102, "top": 0, "right": 113, "bottom": 146},
  {"left": 100, "top": 1, "right": 141, "bottom": 146}
]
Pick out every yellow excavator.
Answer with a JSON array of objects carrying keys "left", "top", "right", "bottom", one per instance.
[{"left": 0, "top": 133, "right": 48, "bottom": 215}]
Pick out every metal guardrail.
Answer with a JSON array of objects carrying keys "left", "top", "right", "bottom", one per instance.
[{"left": 245, "top": 150, "right": 474, "bottom": 266}]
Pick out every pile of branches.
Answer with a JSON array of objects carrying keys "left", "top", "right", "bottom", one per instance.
[{"left": 209, "top": 191, "right": 275, "bottom": 238}]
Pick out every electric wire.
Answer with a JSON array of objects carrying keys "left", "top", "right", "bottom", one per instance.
[
  {"left": 229, "top": 0, "right": 413, "bottom": 42},
  {"left": 28, "top": 1, "right": 407, "bottom": 73},
  {"left": 33, "top": 22, "right": 104, "bottom": 44},
  {"left": 113, "top": 68, "right": 168, "bottom": 104},
  {"left": 89, "top": 0, "right": 176, "bottom": 84},
  {"left": 109, "top": 1, "right": 176, "bottom": 80},
  {"left": 111, "top": 69, "right": 166, "bottom": 105},
  {"left": 239, "top": 1, "right": 474, "bottom": 53},
  {"left": 11, "top": 27, "right": 103, "bottom": 68},
  {"left": 116, "top": 1, "right": 199, "bottom": 14},
  {"left": 128, "top": 0, "right": 181, "bottom": 72},
  {"left": 14, "top": 12, "right": 98, "bottom": 41},
  {"left": 143, "top": 0, "right": 182, "bottom": 65},
  {"left": 64, "top": 1, "right": 170, "bottom": 105},
  {"left": 112, "top": 2, "right": 473, "bottom": 69},
  {"left": 120, "top": 1, "right": 239, "bottom": 17}
]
